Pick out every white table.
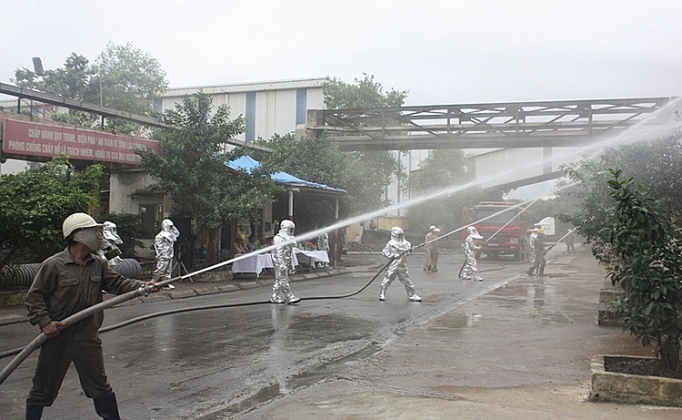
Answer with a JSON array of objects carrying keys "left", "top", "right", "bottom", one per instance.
[
  {"left": 231, "top": 253, "right": 274, "bottom": 277},
  {"left": 293, "top": 249, "right": 330, "bottom": 269}
]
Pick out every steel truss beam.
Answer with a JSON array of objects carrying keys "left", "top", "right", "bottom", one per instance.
[{"left": 306, "top": 97, "right": 676, "bottom": 151}]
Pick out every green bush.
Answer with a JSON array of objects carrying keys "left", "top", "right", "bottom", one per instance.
[{"left": 602, "top": 169, "right": 682, "bottom": 371}]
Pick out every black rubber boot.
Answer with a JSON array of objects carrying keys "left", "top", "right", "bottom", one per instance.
[
  {"left": 93, "top": 392, "right": 121, "bottom": 420},
  {"left": 26, "top": 403, "right": 43, "bottom": 420}
]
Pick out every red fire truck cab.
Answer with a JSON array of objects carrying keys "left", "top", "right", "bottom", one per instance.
[{"left": 461, "top": 201, "right": 528, "bottom": 260}]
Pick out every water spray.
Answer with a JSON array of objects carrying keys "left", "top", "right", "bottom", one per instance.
[
  {"left": 542, "top": 228, "right": 577, "bottom": 254},
  {"left": 3, "top": 99, "right": 680, "bottom": 387},
  {"left": 482, "top": 200, "right": 538, "bottom": 245}
]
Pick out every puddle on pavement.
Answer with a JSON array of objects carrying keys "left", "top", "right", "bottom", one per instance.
[
  {"left": 200, "top": 344, "right": 382, "bottom": 419},
  {"left": 429, "top": 312, "right": 483, "bottom": 330}
]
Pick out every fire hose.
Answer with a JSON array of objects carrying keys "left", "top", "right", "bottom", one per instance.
[
  {"left": 0, "top": 199, "right": 568, "bottom": 386},
  {"left": 0, "top": 281, "right": 163, "bottom": 385},
  {"left": 0, "top": 248, "right": 405, "bottom": 386},
  {"left": 0, "top": 231, "right": 514, "bottom": 386}
]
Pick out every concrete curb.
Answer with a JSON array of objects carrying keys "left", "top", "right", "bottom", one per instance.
[{"left": 590, "top": 355, "right": 682, "bottom": 407}]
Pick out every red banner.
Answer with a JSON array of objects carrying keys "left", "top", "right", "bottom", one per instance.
[{"left": 2, "top": 119, "right": 160, "bottom": 165}]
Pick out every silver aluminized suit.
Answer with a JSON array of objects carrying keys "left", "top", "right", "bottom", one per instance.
[
  {"left": 317, "top": 232, "right": 329, "bottom": 252},
  {"left": 379, "top": 226, "right": 422, "bottom": 302},
  {"left": 153, "top": 219, "right": 179, "bottom": 284},
  {"left": 99, "top": 221, "right": 123, "bottom": 269},
  {"left": 270, "top": 220, "right": 300, "bottom": 304},
  {"left": 528, "top": 229, "right": 538, "bottom": 265},
  {"left": 423, "top": 227, "right": 440, "bottom": 273},
  {"left": 316, "top": 232, "right": 330, "bottom": 267},
  {"left": 461, "top": 227, "right": 483, "bottom": 281}
]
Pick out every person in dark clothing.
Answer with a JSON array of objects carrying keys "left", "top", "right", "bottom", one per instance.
[{"left": 24, "top": 213, "right": 159, "bottom": 420}]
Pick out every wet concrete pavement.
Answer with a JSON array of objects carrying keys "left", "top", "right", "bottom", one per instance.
[
  {"left": 229, "top": 248, "right": 681, "bottom": 420},
  {"left": 2, "top": 249, "right": 681, "bottom": 419}
]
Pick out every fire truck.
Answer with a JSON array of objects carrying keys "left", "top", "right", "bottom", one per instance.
[{"left": 461, "top": 201, "right": 529, "bottom": 260}]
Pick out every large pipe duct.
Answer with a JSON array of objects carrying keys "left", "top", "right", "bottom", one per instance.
[{"left": 0, "top": 259, "right": 142, "bottom": 288}]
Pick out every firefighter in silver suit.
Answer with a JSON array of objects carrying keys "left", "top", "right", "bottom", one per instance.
[
  {"left": 461, "top": 226, "right": 483, "bottom": 281},
  {"left": 270, "top": 220, "right": 301, "bottom": 304},
  {"left": 424, "top": 226, "right": 441, "bottom": 272},
  {"left": 379, "top": 226, "right": 422, "bottom": 302},
  {"left": 99, "top": 221, "right": 123, "bottom": 269},
  {"left": 529, "top": 228, "right": 538, "bottom": 265},
  {"left": 153, "top": 219, "right": 180, "bottom": 289}
]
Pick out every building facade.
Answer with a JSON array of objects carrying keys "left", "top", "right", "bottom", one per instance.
[{"left": 158, "top": 78, "right": 326, "bottom": 142}]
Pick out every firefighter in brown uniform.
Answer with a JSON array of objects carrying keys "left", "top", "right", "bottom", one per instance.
[{"left": 24, "top": 213, "right": 159, "bottom": 420}]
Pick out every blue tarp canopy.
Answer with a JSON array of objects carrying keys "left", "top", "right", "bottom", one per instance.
[{"left": 225, "top": 155, "right": 346, "bottom": 194}]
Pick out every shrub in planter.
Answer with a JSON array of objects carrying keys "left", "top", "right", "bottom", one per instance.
[{"left": 600, "top": 169, "right": 682, "bottom": 372}]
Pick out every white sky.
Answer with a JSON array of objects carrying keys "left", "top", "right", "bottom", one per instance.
[
  {"left": 3, "top": 1, "right": 681, "bottom": 199},
  {"left": 2, "top": 0, "right": 681, "bottom": 106}
]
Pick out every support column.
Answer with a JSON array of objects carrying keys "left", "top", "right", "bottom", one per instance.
[
  {"left": 288, "top": 188, "right": 299, "bottom": 220},
  {"left": 333, "top": 197, "right": 339, "bottom": 269}
]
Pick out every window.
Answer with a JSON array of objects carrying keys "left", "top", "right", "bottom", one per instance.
[
  {"left": 245, "top": 92, "right": 256, "bottom": 142},
  {"left": 296, "top": 88, "right": 307, "bottom": 125}
]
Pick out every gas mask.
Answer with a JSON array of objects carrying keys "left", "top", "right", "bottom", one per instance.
[
  {"left": 73, "top": 226, "right": 122, "bottom": 259},
  {"left": 101, "top": 243, "right": 122, "bottom": 260}
]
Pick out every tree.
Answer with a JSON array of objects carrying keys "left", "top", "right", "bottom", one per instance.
[
  {"left": 90, "top": 42, "right": 168, "bottom": 134},
  {"left": 259, "top": 74, "right": 410, "bottom": 230},
  {"left": 561, "top": 130, "right": 682, "bottom": 257},
  {"left": 559, "top": 129, "right": 682, "bottom": 372},
  {"left": 259, "top": 133, "right": 346, "bottom": 230},
  {"left": 406, "top": 149, "right": 500, "bottom": 235},
  {"left": 260, "top": 132, "right": 392, "bottom": 232},
  {"left": 12, "top": 43, "right": 168, "bottom": 134},
  {"left": 0, "top": 156, "right": 103, "bottom": 273},
  {"left": 601, "top": 169, "right": 682, "bottom": 371},
  {"left": 137, "top": 92, "right": 278, "bottom": 266},
  {"left": 13, "top": 53, "right": 93, "bottom": 101},
  {"left": 323, "top": 73, "right": 408, "bottom": 109},
  {"left": 322, "top": 74, "right": 407, "bottom": 212}
]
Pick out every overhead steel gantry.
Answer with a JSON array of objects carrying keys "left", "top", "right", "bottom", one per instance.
[{"left": 305, "top": 97, "right": 676, "bottom": 151}]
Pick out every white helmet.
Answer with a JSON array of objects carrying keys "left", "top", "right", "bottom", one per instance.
[
  {"left": 468, "top": 226, "right": 483, "bottom": 239},
  {"left": 390, "top": 226, "right": 405, "bottom": 241},
  {"left": 63, "top": 213, "right": 102, "bottom": 239},
  {"left": 429, "top": 225, "right": 437, "bottom": 231}
]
